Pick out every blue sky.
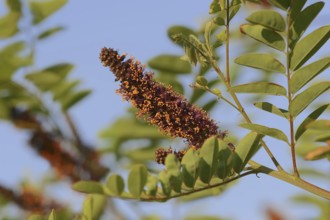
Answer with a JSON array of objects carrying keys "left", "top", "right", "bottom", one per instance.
[{"left": 1, "top": 0, "right": 329, "bottom": 219}]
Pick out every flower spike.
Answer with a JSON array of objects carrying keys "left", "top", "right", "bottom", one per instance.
[{"left": 100, "top": 47, "right": 220, "bottom": 148}]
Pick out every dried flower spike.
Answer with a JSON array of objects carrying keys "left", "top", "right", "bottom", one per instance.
[
  {"left": 100, "top": 47, "right": 220, "bottom": 147},
  {"left": 155, "top": 147, "right": 187, "bottom": 165}
]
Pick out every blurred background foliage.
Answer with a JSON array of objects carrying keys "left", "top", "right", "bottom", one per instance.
[{"left": 0, "top": 0, "right": 329, "bottom": 219}]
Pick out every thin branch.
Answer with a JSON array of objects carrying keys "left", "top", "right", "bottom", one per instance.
[
  {"left": 63, "top": 112, "right": 84, "bottom": 149},
  {"left": 140, "top": 170, "right": 256, "bottom": 201},
  {"left": 204, "top": 87, "right": 240, "bottom": 111},
  {"left": 248, "top": 160, "right": 330, "bottom": 200}
]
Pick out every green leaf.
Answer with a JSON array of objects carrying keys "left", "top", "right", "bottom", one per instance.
[
  {"left": 0, "top": 100, "right": 10, "bottom": 119},
  {"left": 190, "top": 78, "right": 219, "bottom": 103},
  {"left": 290, "top": 2, "right": 324, "bottom": 48},
  {"left": 202, "top": 99, "right": 217, "bottom": 112},
  {"left": 204, "top": 21, "right": 213, "bottom": 52},
  {"left": 240, "top": 123, "right": 289, "bottom": 143},
  {"left": 29, "top": 0, "right": 68, "bottom": 24},
  {"left": 184, "top": 216, "right": 223, "bottom": 220},
  {"left": 304, "top": 146, "right": 330, "bottom": 161},
  {"left": 217, "top": 140, "right": 234, "bottom": 179},
  {"left": 315, "top": 135, "right": 330, "bottom": 143},
  {"left": 268, "top": 0, "right": 289, "bottom": 10},
  {"left": 229, "top": 4, "right": 241, "bottom": 21},
  {"left": 48, "top": 210, "right": 56, "bottom": 220},
  {"left": 167, "top": 25, "right": 196, "bottom": 46},
  {"left": 159, "top": 170, "right": 171, "bottom": 197},
  {"left": 295, "top": 104, "right": 329, "bottom": 140},
  {"left": 38, "top": 26, "right": 65, "bottom": 39},
  {"left": 234, "top": 53, "right": 285, "bottom": 73},
  {"left": 290, "top": 25, "right": 330, "bottom": 71},
  {"left": 82, "top": 196, "right": 92, "bottom": 220},
  {"left": 60, "top": 89, "right": 91, "bottom": 111},
  {"left": 196, "top": 76, "right": 208, "bottom": 86},
  {"left": 72, "top": 181, "right": 104, "bottom": 194},
  {"left": 231, "top": 82, "right": 286, "bottom": 96},
  {"left": 0, "top": 13, "right": 20, "bottom": 39},
  {"left": 27, "top": 215, "right": 44, "bottom": 220},
  {"left": 233, "top": 132, "right": 263, "bottom": 173},
  {"left": 51, "top": 80, "right": 80, "bottom": 101},
  {"left": 289, "top": 82, "right": 330, "bottom": 117},
  {"left": 199, "top": 136, "right": 219, "bottom": 184},
  {"left": 128, "top": 164, "right": 148, "bottom": 198},
  {"left": 99, "top": 118, "right": 164, "bottom": 140},
  {"left": 124, "top": 147, "right": 155, "bottom": 162},
  {"left": 290, "top": 0, "right": 307, "bottom": 21},
  {"left": 209, "top": 0, "right": 221, "bottom": 14},
  {"left": 165, "top": 154, "right": 182, "bottom": 193},
  {"left": 106, "top": 174, "right": 125, "bottom": 196},
  {"left": 172, "top": 34, "right": 208, "bottom": 66},
  {"left": 0, "top": 0, "right": 21, "bottom": 38},
  {"left": 240, "top": 24, "right": 285, "bottom": 51},
  {"left": 246, "top": 10, "right": 285, "bottom": 32},
  {"left": 82, "top": 195, "right": 107, "bottom": 220},
  {"left": 146, "top": 175, "right": 158, "bottom": 196},
  {"left": 148, "top": 54, "right": 192, "bottom": 74},
  {"left": 213, "top": 13, "right": 226, "bottom": 26},
  {"left": 25, "top": 71, "right": 66, "bottom": 91},
  {"left": 290, "top": 57, "right": 330, "bottom": 94},
  {"left": 181, "top": 149, "right": 200, "bottom": 188},
  {"left": 7, "top": 0, "right": 22, "bottom": 12},
  {"left": 306, "top": 120, "right": 330, "bottom": 131},
  {"left": 180, "top": 178, "right": 227, "bottom": 202},
  {"left": 0, "top": 42, "right": 32, "bottom": 80},
  {"left": 45, "top": 63, "right": 74, "bottom": 75},
  {"left": 254, "top": 102, "right": 288, "bottom": 119}
]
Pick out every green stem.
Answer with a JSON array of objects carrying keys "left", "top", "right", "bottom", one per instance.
[
  {"left": 225, "top": 0, "right": 230, "bottom": 84},
  {"left": 205, "top": 87, "right": 240, "bottom": 111},
  {"left": 248, "top": 160, "right": 330, "bottom": 200},
  {"left": 286, "top": 2, "right": 300, "bottom": 177},
  {"left": 210, "top": 60, "right": 284, "bottom": 171}
]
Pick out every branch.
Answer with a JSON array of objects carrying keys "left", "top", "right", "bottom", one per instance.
[{"left": 248, "top": 161, "right": 330, "bottom": 200}]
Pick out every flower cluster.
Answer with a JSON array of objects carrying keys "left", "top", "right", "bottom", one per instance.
[
  {"left": 100, "top": 47, "right": 220, "bottom": 148},
  {"left": 155, "top": 147, "right": 187, "bottom": 165}
]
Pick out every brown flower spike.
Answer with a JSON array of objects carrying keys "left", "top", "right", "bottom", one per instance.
[{"left": 100, "top": 47, "right": 220, "bottom": 149}]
